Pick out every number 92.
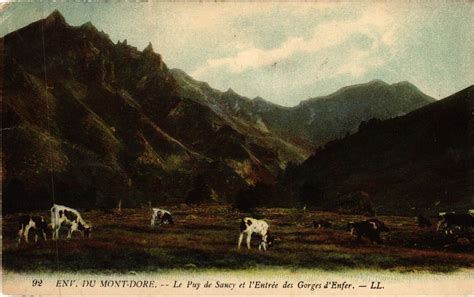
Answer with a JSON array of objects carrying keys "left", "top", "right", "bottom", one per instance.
[{"left": 32, "top": 279, "right": 43, "bottom": 287}]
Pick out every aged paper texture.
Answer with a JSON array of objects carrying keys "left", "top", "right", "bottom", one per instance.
[{"left": 1, "top": 1, "right": 473, "bottom": 295}]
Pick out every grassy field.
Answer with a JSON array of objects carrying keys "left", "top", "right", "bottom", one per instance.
[{"left": 2, "top": 204, "right": 473, "bottom": 273}]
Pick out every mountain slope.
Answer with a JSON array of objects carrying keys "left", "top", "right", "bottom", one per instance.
[
  {"left": 283, "top": 86, "right": 473, "bottom": 215},
  {"left": 1, "top": 11, "right": 296, "bottom": 211},
  {"left": 287, "top": 80, "right": 435, "bottom": 145},
  {"left": 171, "top": 70, "right": 435, "bottom": 148},
  {"left": 1, "top": 11, "right": 441, "bottom": 212},
  {"left": 170, "top": 68, "right": 313, "bottom": 164}
]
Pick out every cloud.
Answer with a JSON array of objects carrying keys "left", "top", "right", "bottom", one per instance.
[
  {"left": 335, "top": 49, "right": 386, "bottom": 78},
  {"left": 193, "top": 4, "right": 397, "bottom": 77},
  {"left": 4, "top": 1, "right": 470, "bottom": 105}
]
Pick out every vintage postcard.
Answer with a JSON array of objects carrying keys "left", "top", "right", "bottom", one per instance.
[{"left": 1, "top": 1, "right": 473, "bottom": 295}]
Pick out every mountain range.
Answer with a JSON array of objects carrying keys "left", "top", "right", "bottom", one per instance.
[
  {"left": 283, "top": 86, "right": 473, "bottom": 215},
  {"left": 171, "top": 69, "right": 435, "bottom": 148},
  {"left": 2, "top": 11, "right": 450, "bottom": 213}
]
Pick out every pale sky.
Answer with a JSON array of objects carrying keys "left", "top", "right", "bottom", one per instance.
[{"left": 1, "top": 2, "right": 473, "bottom": 106}]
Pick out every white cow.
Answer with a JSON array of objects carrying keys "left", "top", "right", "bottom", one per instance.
[
  {"left": 50, "top": 204, "right": 92, "bottom": 240},
  {"left": 150, "top": 208, "right": 174, "bottom": 226},
  {"left": 238, "top": 217, "right": 274, "bottom": 251}
]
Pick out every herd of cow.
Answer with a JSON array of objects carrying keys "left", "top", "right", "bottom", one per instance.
[{"left": 16, "top": 204, "right": 474, "bottom": 251}]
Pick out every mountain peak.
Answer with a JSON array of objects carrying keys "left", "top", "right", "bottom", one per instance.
[
  {"left": 253, "top": 96, "right": 266, "bottom": 102},
  {"left": 46, "top": 9, "right": 65, "bottom": 21},
  {"left": 80, "top": 21, "right": 98, "bottom": 32},
  {"left": 392, "top": 81, "right": 418, "bottom": 89},
  {"left": 170, "top": 68, "right": 195, "bottom": 81},
  {"left": 367, "top": 79, "right": 389, "bottom": 86},
  {"left": 44, "top": 9, "right": 66, "bottom": 26},
  {"left": 170, "top": 68, "right": 187, "bottom": 76},
  {"left": 252, "top": 96, "right": 278, "bottom": 107},
  {"left": 225, "top": 88, "right": 236, "bottom": 95},
  {"left": 144, "top": 42, "right": 154, "bottom": 53}
]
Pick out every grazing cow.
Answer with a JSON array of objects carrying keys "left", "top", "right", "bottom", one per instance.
[
  {"left": 436, "top": 211, "right": 455, "bottom": 231},
  {"left": 18, "top": 215, "right": 48, "bottom": 244},
  {"left": 436, "top": 212, "right": 451, "bottom": 232},
  {"left": 150, "top": 208, "right": 174, "bottom": 226},
  {"left": 238, "top": 217, "right": 274, "bottom": 251},
  {"left": 416, "top": 214, "right": 432, "bottom": 228},
  {"left": 366, "top": 218, "right": 390, "bottom": 232},
  {"left": 347, "top": 219, "right": 389, "bottom": 244},
  {"left": 437, "top": 213, "right": 473, "bottom": 234},
  {"left": 51, "top": 204, "right": 92, "bottom": 240},
  {"left": 313, "top": 219, "right": 332, "bottom": 229}
]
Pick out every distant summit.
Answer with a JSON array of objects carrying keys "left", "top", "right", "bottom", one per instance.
[
  {"left": 290, "top": 78, "right": 435, "bottom": 144},
  {"left": 144, "top": 42, "right": 154, "bottom": 53},
  {"left": 44, "top": 9, "right": 66, "bottom": 24},
  {"left": 224, "top": 88, "right": 238, "bottom": 95}
]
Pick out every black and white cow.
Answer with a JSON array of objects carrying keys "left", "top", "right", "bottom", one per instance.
[
  {"left": 238, "top": 217, "right": 274, "bottom": 251},
  {"left": 347, "top": 218, "right": 389, "bottom": 244},
  {"left": 150, "top": 208, "right": 174, "bottom": 226},
  {"left": 17, "top": 215, "right": 49, "bottom": 244},
  {"left": 437, "top": 212, "right": 473, "bottom": 234},
  {"left": 51, "top": 204, "right": 92, "bottom": 240},
  {"left": 416, "top": 214, "right": 432, "bottom": 228}
]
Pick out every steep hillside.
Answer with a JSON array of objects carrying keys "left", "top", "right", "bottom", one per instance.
[
  {"left": 170, "top": 69, "right": 312, "bottom": 164},
  {"left": 1, "top": 11, "right": 296, "bottom": 211},
  {"left": 288, "top": 80, "right": 435, "bottom": 146},
  {"left": 283, "top": 86, "right": 473, "bottom": 215},
  {"left": 171, "top": 71, "right": 435, "bottom": 148}
]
